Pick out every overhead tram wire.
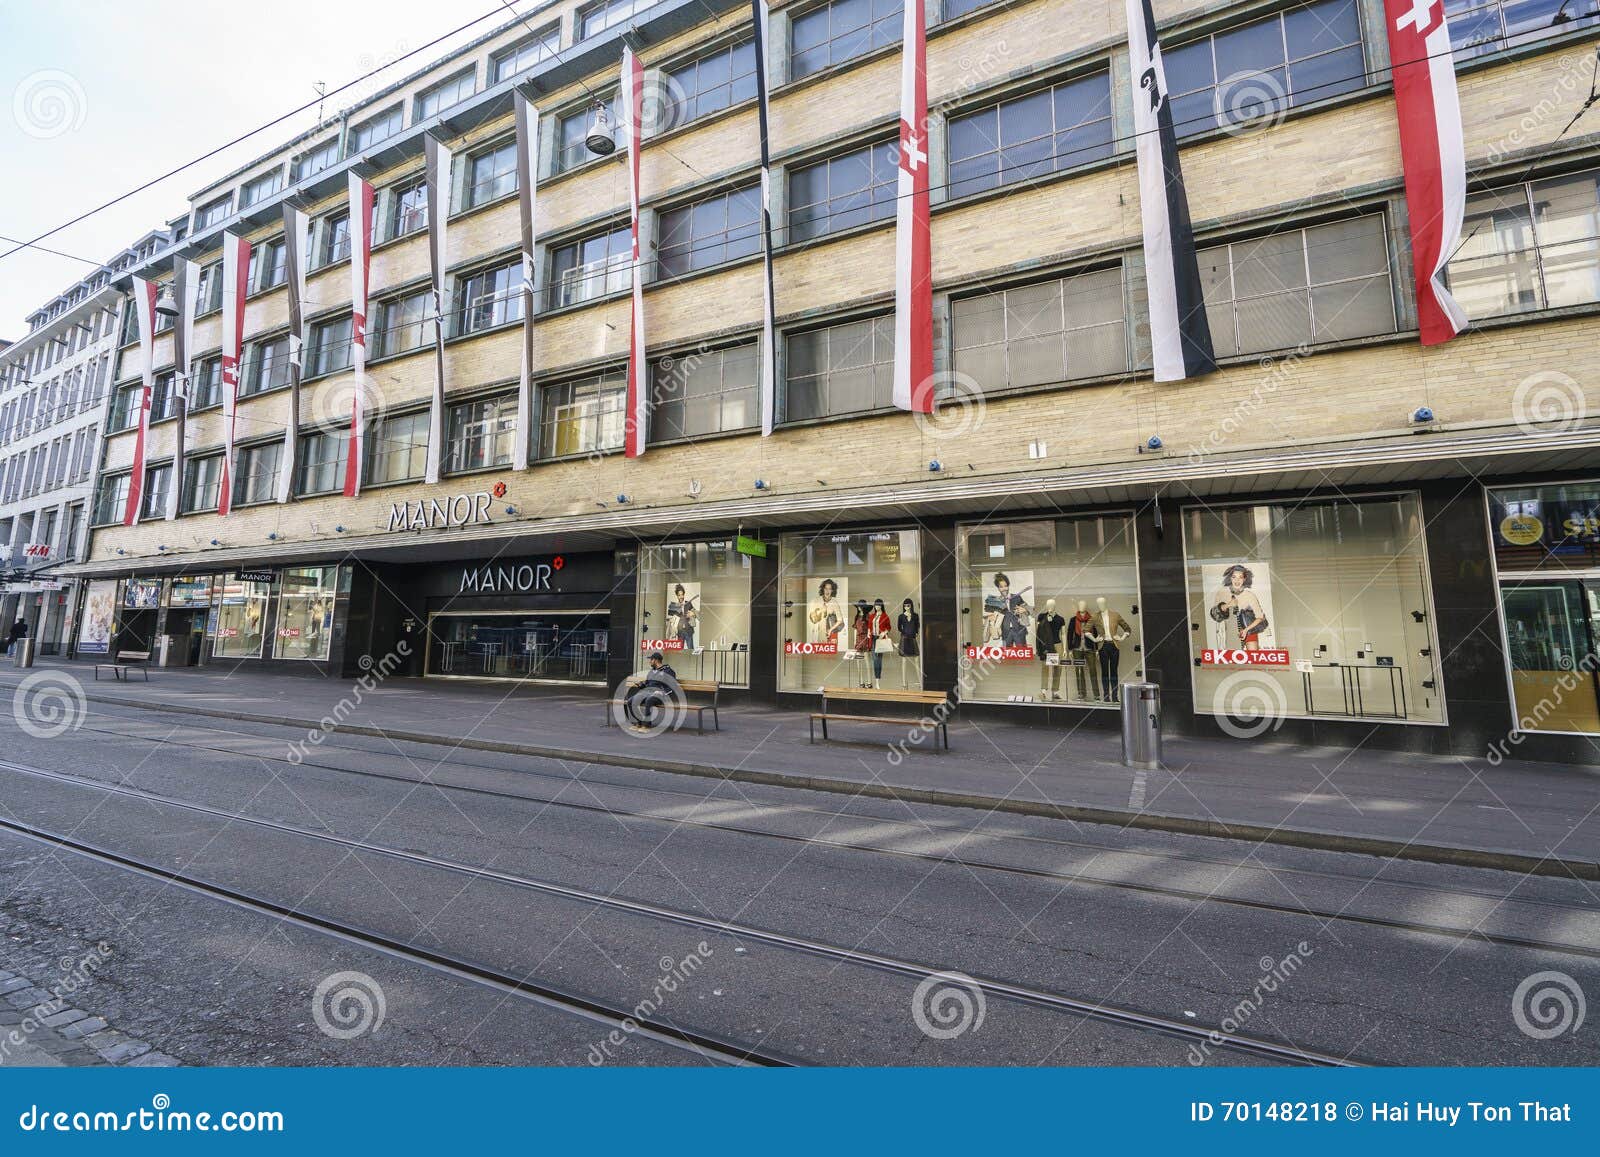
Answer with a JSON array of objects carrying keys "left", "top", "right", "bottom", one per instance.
[{"left": 3, "top": 6, "right": 1595, "bottom": 270}]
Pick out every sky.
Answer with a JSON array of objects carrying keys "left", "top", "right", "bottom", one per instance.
[{"left": 0, "top": 0, "right": 543, "bottom": 337}]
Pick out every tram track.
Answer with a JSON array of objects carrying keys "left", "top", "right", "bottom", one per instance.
[
  {"left": 36, "top": 710, "right": 1600, "bottom": 960},
  {"left": 0, "top": 756, "right": 1361, "bottom": 1067}
]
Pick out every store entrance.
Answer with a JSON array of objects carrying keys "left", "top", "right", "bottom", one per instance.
[
  {"left": 1500, "top": 580, "right": 1600, "bottom": 733},
  {"left": 426, "top": 611, "right": 609, "bottom": 684},
  {"left": 164, "top": 608, "right": 208, "bottom": 665}
]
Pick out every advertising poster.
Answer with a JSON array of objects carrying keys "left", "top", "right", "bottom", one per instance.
[
  {"left": 122, "top": 578, "right": 161, "bottom": 609},
  {"left": 1200, "top": 561, "right": 1288, "bottom": 666},
  {"left": 76, "top": 579, "right": 117, "bottom": 655},
  {"left": 666, "top": 580, "right": 700, "bottom": 650},
  {"left": 791, "top": 576, "right": 847, "bottom": 655},
  {"left": 977, "top": 569, "right": 1034, "bottom": 660}
]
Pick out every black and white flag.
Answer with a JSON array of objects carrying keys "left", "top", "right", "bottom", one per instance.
[
  {"left": 167, "top": 256, "right": 199, "bottom": 520},
  {"left": 423, "top": 134, "right": 452, "bottom": 484},
  {"left": 280, "top": 204, "right": 309, "bottom": 503},
  {"left": 513, "top": 94, "right": 538, "bottom": 472},
  {"left": 750, "top": 0, "right": 778, "bottom": 436},
  {"left": 1126, "top": 0, "right": 1215, "bottom": 381}
]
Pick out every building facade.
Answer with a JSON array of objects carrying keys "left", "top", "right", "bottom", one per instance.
[
  {"left": 70, "top": 0, "right": 1600, "bottom": 762},
  {"left": 0, "top": 232, "right": 166, "bottom": 652}
]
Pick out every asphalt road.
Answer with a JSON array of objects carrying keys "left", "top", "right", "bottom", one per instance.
[{"left": 0, "top": 697, "right": 1595, "bottom": 1066}]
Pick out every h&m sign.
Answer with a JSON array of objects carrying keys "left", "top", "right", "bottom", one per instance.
[{"left": 388, "top": 491, "right": 496, "bottom": 533}]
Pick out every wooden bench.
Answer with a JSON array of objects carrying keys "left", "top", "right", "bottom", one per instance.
[
  {"left": 809, "top": 686, "right": 952, "bottom": 750},
  {"left": 94, "top": 649, "right": 150, "bottom": 682},
  {"left": 604, "top": 677, "right": 722, "bottom": 734}
]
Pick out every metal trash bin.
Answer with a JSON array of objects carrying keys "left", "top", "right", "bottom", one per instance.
[
  {"left": 12, "top": 637, "right": 35, "bottom": 668},
  {"left": 1120, "top": 681, "right": 1161, "bottom": 770}
]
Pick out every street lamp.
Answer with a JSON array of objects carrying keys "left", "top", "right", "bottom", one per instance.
[{"left": 584, "top": 100, "right": 616, "bottom": 157}]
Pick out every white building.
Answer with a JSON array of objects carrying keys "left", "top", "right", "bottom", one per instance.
[{"left": 0, "top": 229, "right": 167, "bottom": 652}]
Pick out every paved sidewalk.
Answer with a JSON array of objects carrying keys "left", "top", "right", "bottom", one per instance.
[
  {"left": 11, "top": 658, "right": 1600, "bottom": 878},
  {"left": 0, "top": 965, "right": 177, "bottom": 1068}
]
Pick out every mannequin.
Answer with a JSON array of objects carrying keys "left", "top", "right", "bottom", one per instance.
[
  {"left": 851, "top": 601, "right": 872, "bottom": 688},
  {"left": 897, "top": 598, "right": 921, "bottom": 689},
  {"left": 868, "top": 598, "right": 892, "bottom": 689},
  {"left": 1095, "top": 596, "right": 1132, "bottom": 703},
  {"left": 1035, "top": 598, "right": 1066, "bottom": 700},
  {"left": 1067, "top": 599, "right": 1097, "bottom": 702}
]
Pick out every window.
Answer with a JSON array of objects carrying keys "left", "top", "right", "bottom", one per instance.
[
  {"left": 306, "top": 316, "right": 354, "bottom": 377},
  {"left": 1448, "top": 170, "right": 1600, "bottom": 319},
  {"left": 790, "top": 0, "right": 902, "bottom": 80},
  {"left": 947, "top": 71, "right": 1114, "bottom": 199},
  {"left": 548, "top": 225, "right": 631, "bottom": 308},
  {"left": 944, "top": 0, "right": 999, "bottom": 16},
  {"left": 367, "top": 411, "right": 431, "bottom": 484},
  {"left": 457, "top": 261, "right": 525, "bottom": 334},
  {"left": 1200, "top": 214, "right": 1395, "bottom": 357},
  {"left": 190, "top": 357, "right": 223, "bottom": 409},
  {"left": 785, "top": 314, "right": 894, "bottom": 421},
  {"left": 197, "top": 261, "right": 224, "bottom": 313},
  {"left": 214, "top": 576, "right": 270, "bottom": 658},
  {"left": 140, "top": 464, "right": 171, "bottom": 519},
  {"left": 953, "top": 265, "right": 1129, "bottom": 391},
  {"left": 349, "top": 106, "right": 403, "bottom": 152},
  {"left": 243, "top": 337, "right": 291, "bottom": 395},
  {"left": 540, "top": 372, "right": 625, "bottom": 457},
  {"left": 373, "top": 290, "right": 437, "bottom": 358},
  {"left": 1448, "top": 0, "right": 1600, "bottom": 60},
  {"left": 319, "top": 212, "right": 351, "bottom": 266},
  {"left": 635, "top": 541, "right": 754, "bottom": 685},
  {"left": 788, "top": 142, "right": 897, "bottom": 243},
  {"left": 234, "top": 442, "right": 282, "bottom": 505},
  {"left": 652, "top": 342, "right": 758, "bottom": 438},
  {"left": 195, "top": 195, "right": 232, "bottom": 229},
  {"left": 93, "top": 472, "right": 130, "bottom": 524},
  {"left": 250, "top": 238, "right": 287, "bottom": 291},
  {"left": 182, "top": 454, "right": 223, "bottom": 512},
  {"left": 274, "top": 566, "right": 338, "bottom": 661},
  {"left": 556, "top": 96, "right": 619, "bottom": 172},
  {"left": 492, "top": 25, "right": 560, "bottom": 82},
  {"left": 664, "top": 39, "right": 757, "bottom": 127},
  {"left": 295, "top": 139, "right": 340, "bottom": 181},
  {"left": 388, "top": 180, "right": 428, "bottom": 240},
  {"left": 415, "top": 69, "right": 475, "bottom": 120},
  {"left": 465, "top": 140, "right": 518, "bottom": 208},
  {"left": 580, "top": 0, "right": 655, "bottom": 39},
  {"left": 778, "top": 528, "right": 922, "bottom": 691},
  {"left": 1163, "top": 0, "right": 1366, "bottom": 139},
  {"left": 657, "top": 185, "right": 761, "bottom": 277},
  {"left": 64, "top": 503, "right": 84, "bottom": 560},
  {"left": 297, "top": 429, "right": 349, "bottom": 495},
  {"left": 241, "top": 169, "right": 284, "bottom": 207},
  {"left": 445, "top": 395, "right": 518, "bottom": 473},
  {"left": 150, "top": 371, "right": 176, "bottom": 421}
]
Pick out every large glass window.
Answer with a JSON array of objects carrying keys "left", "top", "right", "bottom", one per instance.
[
  {"left": 297, "top": 430, "right": 349, "bottom": 495},
  {"left": 190, "top": 356, "right": 223, "bottom": 408},
  {"left": 415, "top": 70, "right": 476, "bottom": 121},
  {"left": 1201, "top": 214, "right": 1395, "bottom": 357},
  {"left": 652, "top": 342, "right": 759, "bottom": 439},
  {"left": 540, "top": 372, "right": 625, "bottom": 457},
  {"left": 372, "top": 289, "right": 436, "bottom": 358},
  {"left": 319, "top": 212, "right": 351, "bottom": 267},
  {"left": 93, "top": 472, "right": 130, "bottom": 525},
  {"left": 556, "top": 95, "right": 620, "bottom": 172},
  {"left": 1446, "top": 0, "right": 1599, "bottom": 60},
  {"left": 957, "top": 516, "right": 1141, "bottom": 706},
  {"left": 243, "top": 337, "right": 291, "bottom": 394},
  {"left": 195, "top": 195, "right": 232, "bottom": 229},
  {"left": 664, "top": 39, "right": 757, "bottom": 127},
  {"left": 140, "top": 464, "right": 171, "bottom": 520},
  {"left": 306, "top": 316, "right": 354, "bottom": 377},
  {"left": 492, "top": 25, "right": 560, "bottom": 82},
  {"left": 636, "top": 541, "right": 753, "bottom": 686},
  {"left": 788, "top": 141, "right": 897, "bottom": 243},
  {"left": 548, "top": 225, "right": 631, "bottom": 308},
  {"left": 1184, "top": 493, "right": 1443, "bottom": 727},
  {"left": 784, "top": 314, "right": 893, "bottom": 421},
  {"left": 388, "top": 181, "right": 428, "bottom": 240},
  {"left": 250, "top": 238, "right": 287, "bottom": 291},
  {"left": 368, "top": 411, "right": 431, "bottom": 484},
  {"left": 790, "top": 0, "right": 902, "bottom": 80},
  {"left": 947, "top": 72, "right": 1114, "bottom": 199},
  {"left": 780, "top": 528, "right": 922, "bottom": 692},
  {"left": 182, "top": 454, "right": 223, "bottom": 512},
  {"left": 1163, "top": 0, "right": 1366, "bottom": 138},
  {"left": 274, "top": 566, "right": 338, "bottom": 661},
  {"left": 465, "top": 140, "right": 518, "bottom": 208},
  {"left": 658, "top": 184, "right": 761, "bottom": 277},
  {"left": 446, "top": 394, "right": 518, "bottom": 473},
  {"left": 428, "top": 611, "right": 610, "bottom": 682},
  {"left": 580, "top": 0, "right": 656, "bottom": 39},
  {"left": 1448, "top": 170, "right": 1600, "bottom": 319},
  {"left": 457, "top": 261, "right": 525, "bottom": 334},
  {"left": 953, "top": 265, "right": 1128, "bottom": 391},
  {"left": 234, "top": 442, "right": 282, "bottom": 505},
  {"left": 350, "top": 106, "right": 403, "bottom": 152},
  {"left": 294, "top": 140, "right": 340, "bottom": 181},
  {"left": 213, "top": 577, "right": 270, "bottom": 658}
]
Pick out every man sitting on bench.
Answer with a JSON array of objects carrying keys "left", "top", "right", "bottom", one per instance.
[{"left": 626, "top": 651, "right": 679, "bottom": 730}]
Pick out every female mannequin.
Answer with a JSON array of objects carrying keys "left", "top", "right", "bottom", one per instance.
[
  {"left": 1067, "top": 598, "right": 1096, "bottom": 701},
  {"left": 1095, "top": 596, "right": 1132, "bottom": 702},
  {"left": 868, "top": 598, "right": 892, "bottom": 689},
  {"left": 852, "top": 601, "right": 873, "bottom": 687},
  {"left": 897, "top": 598, "right": 921, "bottom": 689}
]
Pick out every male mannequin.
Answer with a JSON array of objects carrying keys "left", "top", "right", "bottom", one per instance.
[
  {"left": 1067, "top": 599, "right": 1097, "bottom": 701},
  {"left": 1095, "top": 596, "right": 1132, "bottom": 702},
  {"left": 1035, "top": 598, "right": 1066, "bottom": 700}
]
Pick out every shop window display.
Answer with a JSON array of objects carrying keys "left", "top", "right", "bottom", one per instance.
[
  {"left": 635, "top": 541, "right": 752, "bottom": 686},
  {"left": 273, "top": 566, "right": 339, "bottom": 661},
  {"left": 1184, "top": 494, "right": 1443, "bottom": 725},
  {"left": 212, "top": 578, "right": 270, "bottom": 658},
  {"left": 957, "top": 516, "right": 1141, "bottom": 706},
  {"left": 779, "top": 529, "right": 922, "bottom": 692}
]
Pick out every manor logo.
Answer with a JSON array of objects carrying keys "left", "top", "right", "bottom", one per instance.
[
  {"left": 459, "top": 562, "right": 555, "bottom": 594},
  {"left": 387, "top": 492, "right": 496, "bottom": 533}
]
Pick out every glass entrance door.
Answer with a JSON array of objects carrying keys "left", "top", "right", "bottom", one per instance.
[
  {"left": 1500, "top": 580, "right": 1600, "bottom": 733},
  {"left": 426, "top": 611, "right": 609, "bottom": 683}
]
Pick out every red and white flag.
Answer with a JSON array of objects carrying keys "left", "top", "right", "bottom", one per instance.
[
  {"left": 345, "top": 173, "right": 375, "bottom": 497},
  {"left": 513, "top": 92, "right": 540, "bottom": 472},
  {"left": 892, "top": 0, "right": 933, "bottom": 414},
  {"left": 623, "top": 46, "right": 648, "bottom": 458},
  {"left": 166, "top": 257, "right": 199, "bottom": 521},
  {"left": 280, "top": 204, "right": 309, "bottom": 504},
  {"left": 123, "top": 276, "right": 159, "bottom": 526},
  {"left": 218, "top": 232, "right": 251, "bottom": 516},
  {"left": 1384, "top": 0, "right": 1468, "bottom": 345}
]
